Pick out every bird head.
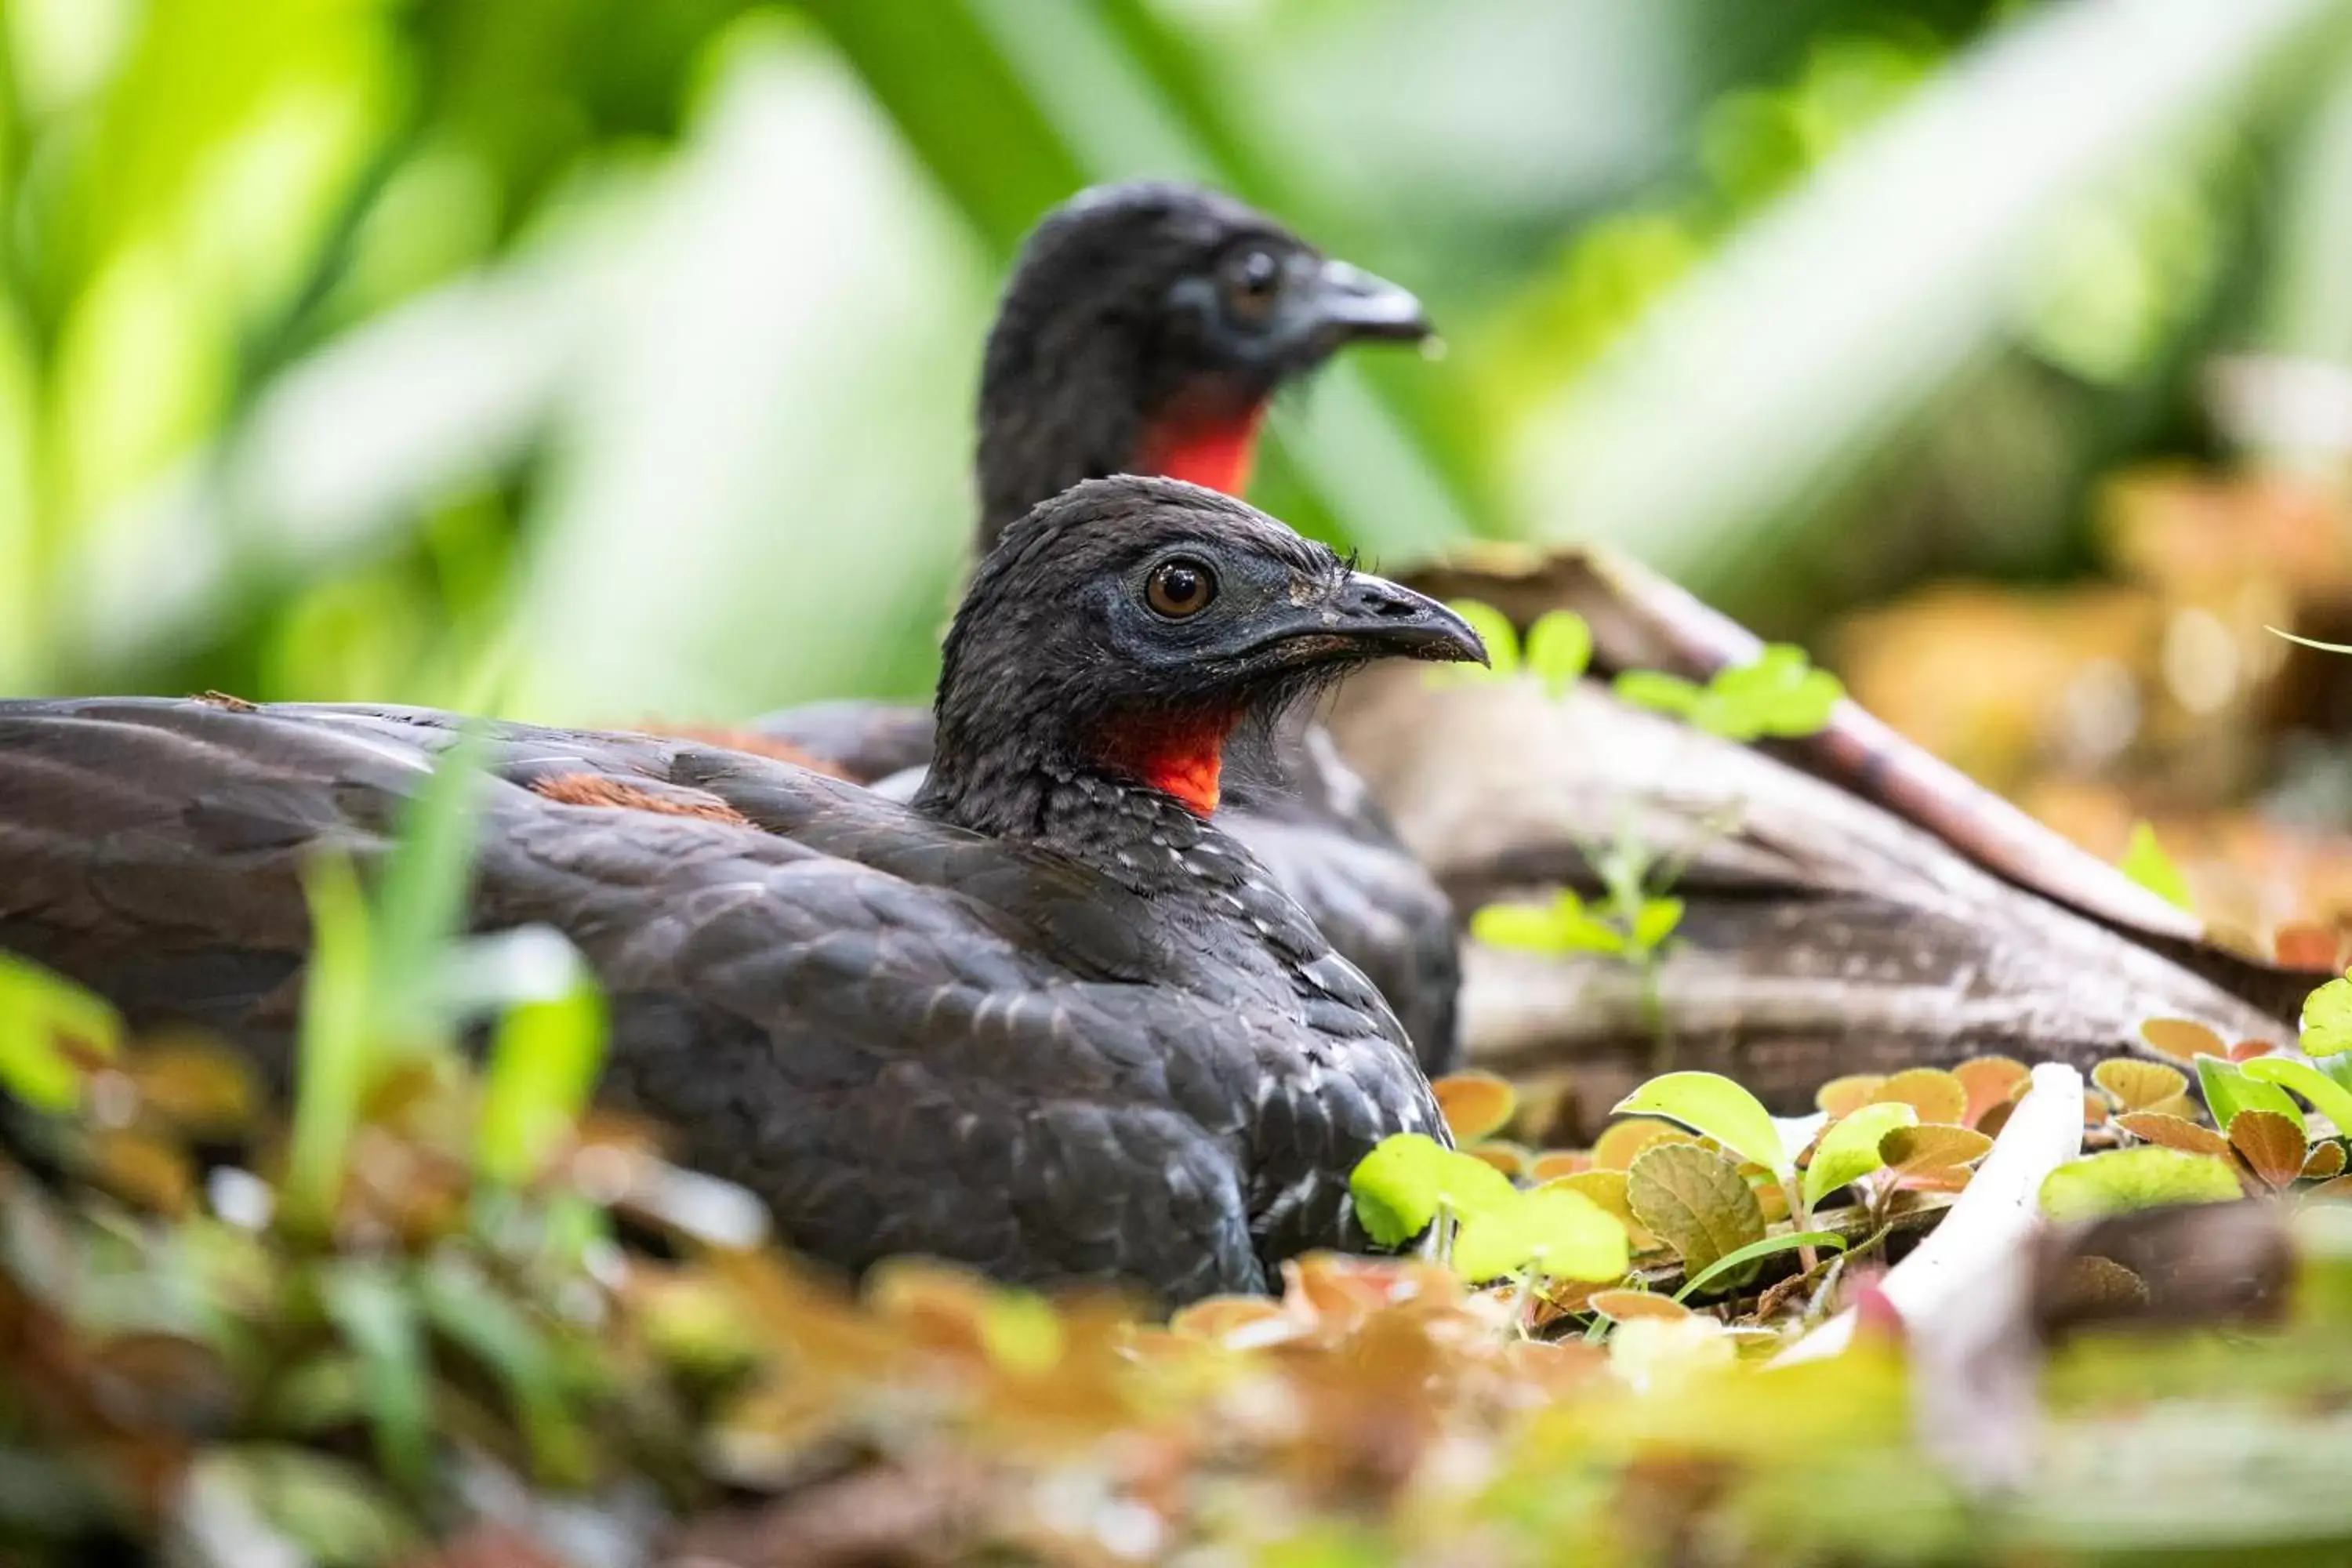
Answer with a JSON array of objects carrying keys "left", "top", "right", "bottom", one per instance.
[
  {"left": 924, "top": 477, "right": 1483, "bottom": 827},
  {"left": 975, "top": 182, "right": 1430, "bottom": 550}
]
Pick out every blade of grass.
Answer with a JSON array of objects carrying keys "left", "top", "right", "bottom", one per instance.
[{"left": 283, "top": 851, "right": 375, "bottom": 1237}]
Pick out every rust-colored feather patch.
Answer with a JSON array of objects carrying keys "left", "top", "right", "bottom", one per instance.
[
  {"left": 530, "top": 772, "right": 754, "bottom": 829},
  {"left": 641, "top": 724, "right": 853, "bottom": 779}
]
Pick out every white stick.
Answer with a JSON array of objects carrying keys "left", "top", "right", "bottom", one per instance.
[{"left": 1775, "top": 1061, "right": 2084, "bottom": 1366}]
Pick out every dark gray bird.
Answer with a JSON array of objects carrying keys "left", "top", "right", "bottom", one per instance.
[
  {"left": 0, "top": 478, "right": 1485, "bottom": 1305},
  {"left": 750, "top": 182, "right": 1467, "bottom": 1072}
]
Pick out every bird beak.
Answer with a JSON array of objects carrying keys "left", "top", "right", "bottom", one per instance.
[
  {"left": 1302, "top": 258, "right": 1432, "bottom": 346},
  {"left": 1252, "top": 568, "right": 1487, "bottom": 666}
]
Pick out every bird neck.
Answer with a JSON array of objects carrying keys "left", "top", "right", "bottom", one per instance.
[{"left": 974, "top": 376, "right": 1269, "bottom": 554}]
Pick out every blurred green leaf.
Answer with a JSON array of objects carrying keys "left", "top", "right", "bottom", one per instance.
[
  {"left": 321, "top": 1261, "right": 430, "bottom": 1493},
  {"left": 1450, "top": 1184, "right": 1629, "bottom": 1284},
  {"left": 0, "top": 953, "right": 120, "bottom": 1112},
  {"left": 2120, "top": 820, "right": 2195, "bottom": 913},
  {"left": 2302, "top": 976, "right": 2352, "bottom": 1055},
  {"left": 2241, "top": 1058, "right": 2352, "bottom": 1138},
  {"left": 418, "top": 1256, "right": 590, "bottom": 1486},
  {"left": 373, "top": 726, "right": 489, "bottom": 1044},
  {"left": 284, "top": 851, "right": 376, "bottom": 1235},
  {"left": 1613, "top": 668, "right": 1704, "bottom": 718},
  {"left": 1348, "top": 1132, "right": 1515, "bottom": 1248},
  {"left": 474, "top": 936, "right": 608, "bottom": 1186},
  {"left": 1523, "top": 609, "right": 1592, "bottom": 697}
]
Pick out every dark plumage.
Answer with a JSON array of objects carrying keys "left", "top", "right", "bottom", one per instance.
[
  {"left": 754, "top": 181, "right": 1464, "bottom": 1069},
  {"left": 0, "top": 478, "right": 1485, "bottom": 1305}
]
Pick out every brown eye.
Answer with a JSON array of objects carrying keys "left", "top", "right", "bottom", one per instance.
[
  {"left": 1145, "top": 558, "right": 1217, "bottom": 619},
  {"left": 1219, "top": 246, "right": 1284, "bottom": 324}
]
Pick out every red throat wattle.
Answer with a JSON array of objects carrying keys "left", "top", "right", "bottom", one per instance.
[
  {"left": 1101, "top": 713, "right": 1232, "bottom": 817},
  {"left": 1135, "top": 404, "right": 1266, "bottom": 499}
]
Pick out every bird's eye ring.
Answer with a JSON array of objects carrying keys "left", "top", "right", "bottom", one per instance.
[
  {"left": 1218, "top": 246, "right": 1284, "bottom": 324},
  {"left": 1145, "top": 558, "right": 1218, "bottom": 619}
]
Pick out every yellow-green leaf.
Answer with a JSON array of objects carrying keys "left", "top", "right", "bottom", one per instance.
[
  {"left": 1451, "top": 1185, "right": 1631, "bottom": 1284},
  {"left": 1802, "top": 1102, "right": 1917, "bottom": 1208},
  {"left": 2119, "top": 819, "right": 2193, "bottom": 913},
  {"left": 2039, "top": 1147, "right": 2245, "bottom": 1222},
  {"left": 2092, "top": 1058, "right": 2189, "bottom": 1112},
  {"left": 0, "top": 953, "right": 120, "bottom": 1112},
  {"left": 1523, "top": 609, "right": 1592, "bottom": 697},
  {"left": 2241, "top": 1057, "right": 2352, "bottom": 1144},
  {"left": 2301, "top": 976, "right": 2352, "bottom": 1057}
]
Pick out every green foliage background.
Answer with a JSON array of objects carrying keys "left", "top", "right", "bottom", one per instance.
[{"left": 4, "top": 0, "right": 2350, "bottom": 722}]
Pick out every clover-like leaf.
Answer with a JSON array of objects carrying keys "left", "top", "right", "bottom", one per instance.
[
  {"left": 1432, "top": 1071, "right": 1518, "bottom": 1145},
  {"left": 2229, "top": 1110, "right": 2308, "bottom": 1191},
  {"left": 1951, "top": 1055, "right": 2029, "bottom": 1128},
  {"left": 2092, "top": 1058, "right": 2189, "bottom": 1113},
  {"left": 1592, "top": 1118, "right": 1692, "bottom": 1172},
  {"left": 1802, "top": 1102, "right": 1918, "bottom": 1209},
  {"left": 2118, "top": 820, "right": 2194, "bottom": 913},
  {"left": 1615, "top": 1071, "right": 1790, "bottom": 1179},
  {"left": 1348, "top": 1133, "right": 1517, "bottom": 1247},
  {"left": 1689, "top": 644, "right": 1843, "bottom": 739},
  {"left": 2114, "top": 1111, "right": 2230, "bottom": 1160},
  {"left": 2140, "top": 1018, "right": 2225, "bottom": 1062},
  {"left": 2198, "top": 1054, "right": 2305, "bottom": 1136},
  {"left": 1879, "top": 1124, "right": 1994, "bottom": 1189},
  {"left": 1814, "top": 1074, "right": 1884, "bottom": 1119},
  {"left": 1451, "top": 1184, "right": 1631, "bottom": 1284},
  {"left": 1627, "top": 1143, "right": 1767, "bottom": 1278},
  {"left": 1867, "top": 1069, "right": 1968, "bottom": 1128},
  {"left": 2039, "top": 1146, "right": 2245, "bottom": 1222},
  {"left": 1589, "top": 1289, "right": 1690, "bottom": 1323},
  {"left": 1611, "top": 668, "right": 1704, "bottom": 718},
  {"left": 1524, "top": 610, "right": 1593, "bottom": 697},
  {"left": 2301, "top": 975, "right": 2352, "bottom": 1056}
]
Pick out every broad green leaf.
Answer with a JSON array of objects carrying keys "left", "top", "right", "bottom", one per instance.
[
  {"left": 1469, "top": 901, "right": 1572, "bottom": 953},
  {"left": 1451, "top": 1185, "right": 1630, "bottom": 1284},
  {"left": 2300, "top": 976, "right": 2352, "bottom": 1056},
  {"left": 1615, "top": 1070, "right": 1790, "bottom": 1178},
  {"left": 2241, "top": 1057, "right": 2352, "bottom": 1141},
  {"left": 2197, "top": 1054, "right": 2305, "bottom": 1136},
  {"left": 0, "top": 953, "right": 121, "bottom": 1112},
  {"left": 1802, "top": 1102, "right": 1917, "bottom": 1208},
  {"left": 321, "top": 1262, "right": 430, "bottom": 1491},
  {"left": 1611, "top": 668, "right": 1703, "bottom": 718},
  {"left": 1626, "top": 1142, "right": 1767, "bottom": 1278},
  {"left": 2039, "top": 1146, "right": 2245, "bottom": 1223},
  {"left": 2118, "top": 820, "right": 2194, "bottom": 913},
  {"left": 1692, "top": 644, "right": 1844, "bottom": 739},
  {"left": 1523, "top": 609, "right": 1593, "bottom": 697},
  {"left": 1675, "top": 1231, "right": 1849, "bottom": 1302},
  {"left": 474, "top": 936, "right": 608, "bottom": 1185},
  {"left": 284, "top": 852, "right": 376, "bottom": 1235},
  {"left": 1348, "top": 1133, "right": 1516, "bottom": 1247}
]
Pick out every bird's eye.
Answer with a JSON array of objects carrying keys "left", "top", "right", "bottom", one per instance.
[
  {"left": 1218, "top": 246, "right": 1285, "bottom": 325},
  {"left": 1145, "top": 557, "right": 1218, "bottom": 619}
]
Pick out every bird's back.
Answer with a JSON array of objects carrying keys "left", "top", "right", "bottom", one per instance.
[{"left": 0, "top": 697, "right": 1439, "bottom": 1302}]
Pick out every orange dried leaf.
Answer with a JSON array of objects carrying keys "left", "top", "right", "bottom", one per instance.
[
  {"left": 1815, "top": 1075, "right": 1885, "bottom": 1119},
  {"left": 2275, "top": 923, "right": 2340, "bottom": 970},
  {"left": 1976, "top": 1100, "right": 2016, "bottom": 1140},
  {"left": 2082, "top": 1092, "right": 2111, "bottom": 1128},
  {"left": 1951, "top": 1056, "right": 2030, "bottom": 1128},
  {"left": 2140, "top": 1018, "right": 2225, "bottom": 1063},
  {"left": 2092, "top": 1058, "right": 2189, "bottom": 1112},
  {"left": 1589, "top": 1290, "right": 1691, "bottom": 1323},
  {"left": 2140, "top": 1094, "right": 2201, "bottom": 1121},
  {"left": 2303, "top": 1142, "right": 2347, "bottom": 1181},
  {"left": 2230, "top": 1038, "right": 2280, "bottom": 1063},
  {"left": 1432, "top": 1070, "right": 1519, "bottom": 1145},
  {"left": 124, "top": 1041, "right": 258, "bottom": 1134},
  {"left": 2115, "top": 1111, "right": 2230, "bottom": 1160},
  {"left": 1468, "top": 1142, "right": 1530, "bottom": 1178},
  {"left": 1592, "top": 1118, "right": 1691, "bottom": 1172},
  {"left": 2230, "top": 1110, "right": 2309, "bottom": 1191},
  {"left": 1529, "top": 1150, "right": 1592, "bottom": 1182},
  {"left": 1869, "top": 1069, "right": 1968, "bottom": 1127},
  {"left": 1169, "top": 1296, "right": 1288, "bottom": 1343}
]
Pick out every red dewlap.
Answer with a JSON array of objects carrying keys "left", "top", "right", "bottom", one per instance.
[{"left": 1136, "top": 405, "right": 1265, "bottom": 499}]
